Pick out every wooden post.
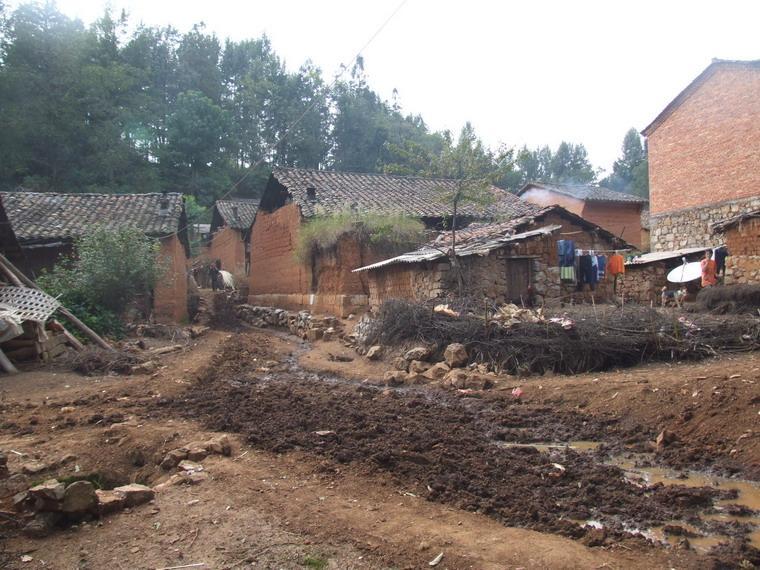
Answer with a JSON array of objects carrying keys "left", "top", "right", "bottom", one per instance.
[
  {"left": 0, "top": 347, "right": 18, "bottom": 374},
  {"left": 0, "top": 254, "right": 113, "bottom": 351}
]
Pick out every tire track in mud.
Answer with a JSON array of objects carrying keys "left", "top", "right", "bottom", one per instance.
[{"left": 162, "top": 335, "right": 760, "bottom": 567}]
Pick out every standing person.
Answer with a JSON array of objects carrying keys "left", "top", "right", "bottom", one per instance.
[
  {"left": 209, "top": 262, "right": 220, "bottom": 292},
  {"left": 700, "top": 250, "right": 717, "bottom": 288}
]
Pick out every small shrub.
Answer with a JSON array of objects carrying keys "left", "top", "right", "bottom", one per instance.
[
  {"left": 302, "top": 555, "right": 328, "bottom": 569},
  {"left": 38, "top": 226, "right": 164, "bottom": 337},
  {"left": 295, "top": 211, "right": 426, "bottom": 263}
]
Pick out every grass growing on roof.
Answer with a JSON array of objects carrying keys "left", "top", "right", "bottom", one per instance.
[{"left": 295, "top": 211, "right": 426, "bottom": 263}]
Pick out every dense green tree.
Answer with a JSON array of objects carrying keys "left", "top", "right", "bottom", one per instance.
[
  {"left": 0, "top": 2, "right": 612, "bottom": 208},
  {"left": 601, "top": 128, "right": 649, "bottom": 198}
]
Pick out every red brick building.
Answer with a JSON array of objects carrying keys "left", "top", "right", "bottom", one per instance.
[
  {"left": 642, "top": 59, "right": 760, "bottom": 251},
  {"left": 249, "top": 168, "right": 539, "bottom": 316},
  {"left": 518, "top": 182, "right": 647, "bottom": 248},
  {"left": 0, "top": 191, "right": 191, "bottom": 322},
  {"left": 206, "top": 198, "right": 259, "bottom": 277}
]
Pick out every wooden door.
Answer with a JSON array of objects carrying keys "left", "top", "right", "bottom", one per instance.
[{"left": 505, "top": 259, "right": 531, "bottom": 304}]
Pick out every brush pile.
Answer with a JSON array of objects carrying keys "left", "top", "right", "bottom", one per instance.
[
  {"left": 65, "top": 347, "right": 143, "bottom": 375},
  {"left": 364, "top": 299, "right": 760, "bottom": 375},
  {"left": 695, "top": 284, "right": 760, "bottom": 315}
]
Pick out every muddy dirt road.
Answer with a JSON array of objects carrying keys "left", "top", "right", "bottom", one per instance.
[{"left": 1, "top": 328, "right": 759, "bottom": 569}]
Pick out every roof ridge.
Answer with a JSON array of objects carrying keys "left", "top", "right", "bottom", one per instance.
[
  {"left": 1, "top": 190, "right": 184, "bottom": 198},
  {"left": 272, "top": 166, "right": 487, "bottom": 184}
]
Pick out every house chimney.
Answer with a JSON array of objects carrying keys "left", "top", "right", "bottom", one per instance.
[
  {"left": 306, "top": 186, "right": 317, "bottom": 200},
  {"left": 159, "top": 191, "right": 170, "bottom": 215},
  {"left": 232, "top": 205, "right": 239, "bottom": 219}
]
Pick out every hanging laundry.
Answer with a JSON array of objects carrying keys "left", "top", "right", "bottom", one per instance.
[
  {"left": 714, "top": 246, "right": 729, "bottom": 276},
  {"left": 560, "top": 266, "right": 576, "bottom": 282},
  {"left": 596, "top": 255, "right": 607, "bottom": 280},
  {"left": 557, "top": 240, "right": 575, "bottom": 267},
  {"left": 577, "top": 255, "right": 596, "bottom": 290},
  {"left": 608, "top": 253, "right": 625, "bottom": 276}
]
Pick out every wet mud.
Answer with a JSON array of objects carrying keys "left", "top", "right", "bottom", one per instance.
[{"left": 165, "top": 337, "right": 760, "bottom": 567}]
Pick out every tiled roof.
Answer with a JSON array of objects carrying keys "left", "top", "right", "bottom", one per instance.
[
  {"left": 213, "top": 199, "right": 260, "bottom": 231},
  {"left": 642, "top": 59, "right": 760, "bottom": 136},
  {"left": 268, "top": 167, "right": 539, "bottom": 220},
  {"left": 432, "top": 205, "right": 628, "bottom": 248},
  {"left": 519, "top": 182, "right": 648, "bottom": 204},
  {"left": 0, "top": 191, "right": 185, "bottom": 245}
]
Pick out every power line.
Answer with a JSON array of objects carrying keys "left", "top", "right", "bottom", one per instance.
[{"left": 169, "top": 0, "right": 410, "bottom": 239}]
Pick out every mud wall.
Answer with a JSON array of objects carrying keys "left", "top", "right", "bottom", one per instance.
[
  {"left": 206, "top": 226, "right": 246, "bottom": 277},
  {"left": 722, "top": 218, "right": 760, "bottom": 284},
  {"left": 581, "top": 202, "right": 643, "bottom": 249},
  {"left": 154, "top": 234, "right": 189, "bottom": 323},
  {"left": 248, "top": 203, "right": 392, "bottom": 316}
]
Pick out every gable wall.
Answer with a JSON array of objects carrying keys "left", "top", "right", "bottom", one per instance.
[
  {"left": 647, "top": 65, "right": 760, "bottom": 216},
  {"left": 581, "top": 202, "right": 643, "bottom": 248}
]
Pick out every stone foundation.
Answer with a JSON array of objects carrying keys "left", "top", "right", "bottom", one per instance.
[{"left": 650, "top": 195, "right": 760, "bottom": 251}]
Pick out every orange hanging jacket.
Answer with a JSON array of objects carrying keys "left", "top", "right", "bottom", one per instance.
[{"left": 608, "top": 254, "right": 625, "bottom": 276}]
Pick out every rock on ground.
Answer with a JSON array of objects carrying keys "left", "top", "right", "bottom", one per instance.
[
  {"left": 113, "top": 484, "right": 154, "bottom": 507},
  {"left": 62, "top": 480, "right": 97, "bottom": 514},
  {"left": 404, "top": 346, "right": 431, "bottom": 361},
  {"left": 444, "top": 343, "right": 468, "bottom": 368},
  {"left": 366, "top": 345, "right": 383, "bottom": 360},
  {"left": 422, "top": 362, "right": 450, "bottom": 381}
]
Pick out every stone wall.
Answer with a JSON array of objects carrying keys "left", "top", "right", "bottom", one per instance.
[
  {"left": 367, "top": 214, "right": 622, "bottom": 310},
  {"left": 650, "top": 195, "right": 760, "bottom": 251},
  {"left": 617, "top": 264, "right": 668, "bottom": 305}
]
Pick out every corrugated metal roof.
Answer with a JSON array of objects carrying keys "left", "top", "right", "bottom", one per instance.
[
  {"left": 353, "top": 226, "right": 561, "bottom": 272},
  {"left": 625, "top": 246, "right": 712, "bottom": 266}
]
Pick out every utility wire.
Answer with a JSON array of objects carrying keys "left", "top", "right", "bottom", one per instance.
[{"left": 172, "top": 0, "right": 410, "bottom": 239}]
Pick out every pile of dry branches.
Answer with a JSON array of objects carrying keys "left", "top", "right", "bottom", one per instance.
[
  {"left": 365, "top": 300, "right": 760, "bottom": 375},
  {"left": 64, "top": 346, "right": 143, "bottom": 375},
  {"left": 696, "top": 284, "right": 760, "bottom": 315}
]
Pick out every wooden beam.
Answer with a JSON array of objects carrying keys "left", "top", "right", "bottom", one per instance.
[{"left": 0, "top": 253, "right": 113, "bottom": 351}]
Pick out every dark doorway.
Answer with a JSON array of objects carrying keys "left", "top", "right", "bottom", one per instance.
[{"left": 505, "top": 259, "right": 531, "bottom": 304}]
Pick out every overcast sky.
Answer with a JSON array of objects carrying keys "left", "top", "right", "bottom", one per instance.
[{"left": 16, "top": 0, "right": 759, "bottom": 173}]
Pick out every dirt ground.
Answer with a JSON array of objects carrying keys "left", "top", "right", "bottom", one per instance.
[{"left": 0, "top": 321, "right": 759, "bottom": 569}]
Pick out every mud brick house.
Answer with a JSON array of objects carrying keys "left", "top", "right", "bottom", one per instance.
[
  {"left": 620, "top": 247, "right": 711, "bottom": 305},
  {"left": 0, "top": 191, "right": 191, "bottom": 322},
  {"left": 518, "top": 182, "right": 647, "bottom": 248},
  {"left": 206, "top": 198, "right": 259, "bottom": 277},
  {"left": 249, "top": 167, "right": 539, "bottom": 316},
  {"left": 642, "top": 59, "right": 760, "bottom": 251},
  {"left": 353, "top": 205, "right": 630, "bottom": 309},
  {"left": 0, "top": 194, "right": 27, "bottom": 274},
  {"left": 712, "top": 210, "right": 760, "bottom": 284}
]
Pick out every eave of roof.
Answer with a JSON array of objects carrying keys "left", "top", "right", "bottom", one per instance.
[
  {"left": 641, "top": 59, "right": 760, "bottom": 136},
  {"left": 625, "top": 246, "right": 712, "bottom": 266},
  {"left": 518, "top": 182, "right": 647, "bottom": 204},
  {"left": 711, "top": 209, "right": 760, "bottom": 233},
  {"left": 353, "top": 226, "right": 562, "bottom": 272}
]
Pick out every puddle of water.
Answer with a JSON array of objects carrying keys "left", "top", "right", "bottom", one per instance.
[
  {"left": 609, "top": 454, "right": 760, "bottom": 549},
  {"left": 645, "top": 524, "right": 727, "bottom": 553},
  {"left": 498, "top": 440, "right": 602, "bottom": 453}
]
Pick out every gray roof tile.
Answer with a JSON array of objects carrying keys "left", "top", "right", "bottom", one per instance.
[
  {"left": 519, "top": 182, "right": 648, "bottom": 204},
  {"left": 213, "top": 199, "right": 260, "bottom": 231},
  {"left": 270, "top": 168, "right": 540, "bottom": 220},
  {"left": 0, "top": 191, "right": 185, "bottom": 244}
]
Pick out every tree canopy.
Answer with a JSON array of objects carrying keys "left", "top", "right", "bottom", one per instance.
[{"left": 0, "top": 2, "right": 631, "bottom": 205}]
